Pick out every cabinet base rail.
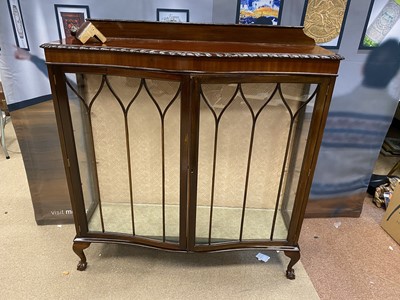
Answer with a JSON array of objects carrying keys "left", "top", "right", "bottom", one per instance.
[{"left": 72, "top": 239, "right": 300, "bottom": 279}]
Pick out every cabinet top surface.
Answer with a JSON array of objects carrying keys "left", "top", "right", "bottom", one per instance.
[
  {"left": 43, "top": 20, "right": 341, "bottom": 57},
  {"left": 42, "top": 20, "right": 342, "bottom": 74}
]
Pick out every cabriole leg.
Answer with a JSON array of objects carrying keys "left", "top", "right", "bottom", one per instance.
[
  {"left": 72, "top": 241, "right": 91, "bottom": 271},
  {"left": 284, "top": 250, "right": 300, "bottom": 280}
]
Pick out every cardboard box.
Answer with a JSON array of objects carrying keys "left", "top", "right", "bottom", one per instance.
[{"left": 381, "top": 184, "right": 400, "bottom": 245}]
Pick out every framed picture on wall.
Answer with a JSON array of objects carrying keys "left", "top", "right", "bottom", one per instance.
[
  {"left": 156, "top": 8, "right": 190, "bottom": 23},
  {"left": 301, "top": 0, "right": 351, "bottom": 49},
  {"left": 55, "top": 4, "right": 90, "bottom": 42},
  {"left": 359, "top": 0, "right": 400, "bottom": 49},
  {"left": 236, "top": 0, "right": 284, "bottom": 25},
  {"left": 7, "top": 0, "right": 29, "bottom": 50}
]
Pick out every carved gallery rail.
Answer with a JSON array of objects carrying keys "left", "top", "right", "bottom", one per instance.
[{"left": 42, "top": 20, "right": 342, "bottom": 280}]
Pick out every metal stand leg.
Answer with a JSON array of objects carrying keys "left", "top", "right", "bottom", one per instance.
[{"left": 0, "top": 110, "right": 10, "bottom": 159}]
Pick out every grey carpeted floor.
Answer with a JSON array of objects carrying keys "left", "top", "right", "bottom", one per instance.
[{"left": 0, "top": 121, "right": 319, "bottom": 299}]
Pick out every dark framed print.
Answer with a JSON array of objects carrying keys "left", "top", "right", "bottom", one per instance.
[
  {"left": 156, "top": 8, "right": 189, "bottom": 23},
  {"left": 301, "top": 0, "right": 351, "bottom": 49},
  {"left": 7, "top": 0, "right": 29, "bottom": 50},
  {"left": 359, "top": 0, "right": 400, "bottom": 49},
  {"left": 236, "top": 0, "right": 284, "bottom": 25},
  {"left": 55, "top": 4, "right": 90, "bottom": 42}
]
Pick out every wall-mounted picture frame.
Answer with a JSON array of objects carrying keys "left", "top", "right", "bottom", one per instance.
[
  {"left": 7, "top": 0, "right": 29, "bottom": 50},
  {"left": 156, "top": 8, "right": 189, "bottom": 23},
  {"left": 55, "top": 4, "right": 90, "bottom": 42},
  {"left": 301, "top": 0, "right": 351, "bottom": 49},
  {"left": 236, "top": 0, "right": 284, "bottom": 25},
  {"left": 359, "top": 0, "right": 400, "bottom": 49}
]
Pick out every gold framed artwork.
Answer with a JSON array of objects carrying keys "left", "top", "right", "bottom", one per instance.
[{"left": 301, "top": 0, "right": 351, "bottom": 49}]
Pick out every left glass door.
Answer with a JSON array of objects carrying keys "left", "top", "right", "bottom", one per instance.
[{"left": 63, "top": 71, "right": 184, "bottom": 245}]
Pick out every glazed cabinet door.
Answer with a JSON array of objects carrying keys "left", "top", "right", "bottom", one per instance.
[
  {"left": 51, "top": 67, "right": 189, "bottom": 250},
  {"left": 188, "top": 75, "right": 334, "bottom": 251}
]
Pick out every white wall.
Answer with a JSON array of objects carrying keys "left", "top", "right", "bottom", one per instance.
[{"left": 0, "top": 0, "right": 214, "bottom": 106}]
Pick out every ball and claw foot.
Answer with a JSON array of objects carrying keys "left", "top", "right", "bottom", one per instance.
[
  {"left": 73, "top": 241, "right": 90, "bottom": 271},
  {"left": 284, "top": 250, "right": 300, "bottom": 280},
  {"left": 77, "top": 261, "right": 88, "bottom": 271},
  {"left": 286, "top": 268, "right": 296, "bottom": 280}
]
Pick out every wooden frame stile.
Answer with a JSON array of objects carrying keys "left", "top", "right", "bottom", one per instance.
[
  {"left": 179, "top": 75, "right": 192, "bottom": 251},
  {"left": 187, "top": 76, "right": 201, "bottom": 252},
  {"left": 48, "top": 65, "right": 91, "bottom": 270},
  {"left": 48, "top": 65, "right": 88, "bottom": 236}
]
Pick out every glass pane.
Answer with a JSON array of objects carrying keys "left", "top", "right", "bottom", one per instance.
[
  {"left": 278, "top": 84, "right": 318, "bottom": 235},
  {"left": 128, "top": 79, "right": 181, "bottom": 242},
  {"left": 66, "top": 74, "right": 181, "bottom": 242},
  {"left": 66, "top": 74, "right": 98, "bottom": 222},
  {"left": 195, "top": 82, "right": 317, "bottom": 244}
]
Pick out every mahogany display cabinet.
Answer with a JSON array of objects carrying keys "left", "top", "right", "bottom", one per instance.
[{"left": 42, "top": 19, "right": 342, "bottom": 279}]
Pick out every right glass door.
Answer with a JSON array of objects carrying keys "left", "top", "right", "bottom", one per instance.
[{"left": 193, "top": 77, "right": 321, "bottom": 246}]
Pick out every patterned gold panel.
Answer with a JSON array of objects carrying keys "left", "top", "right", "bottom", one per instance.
[{"left": 303, "top": 0, "right": 348, "bottom": 44}]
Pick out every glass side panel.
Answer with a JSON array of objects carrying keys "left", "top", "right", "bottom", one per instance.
[
  {"left": 195, "top": 82, "right": 317, "bottom": 244},
  {"left": 66, "top": 73, "right": 181, "bottom": 243},
  {"left": 280, "top": 84, "right": 318, "bottom": 232},
  {"left": 66, "top": 73, "right": 97, "bottom": 221}
]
